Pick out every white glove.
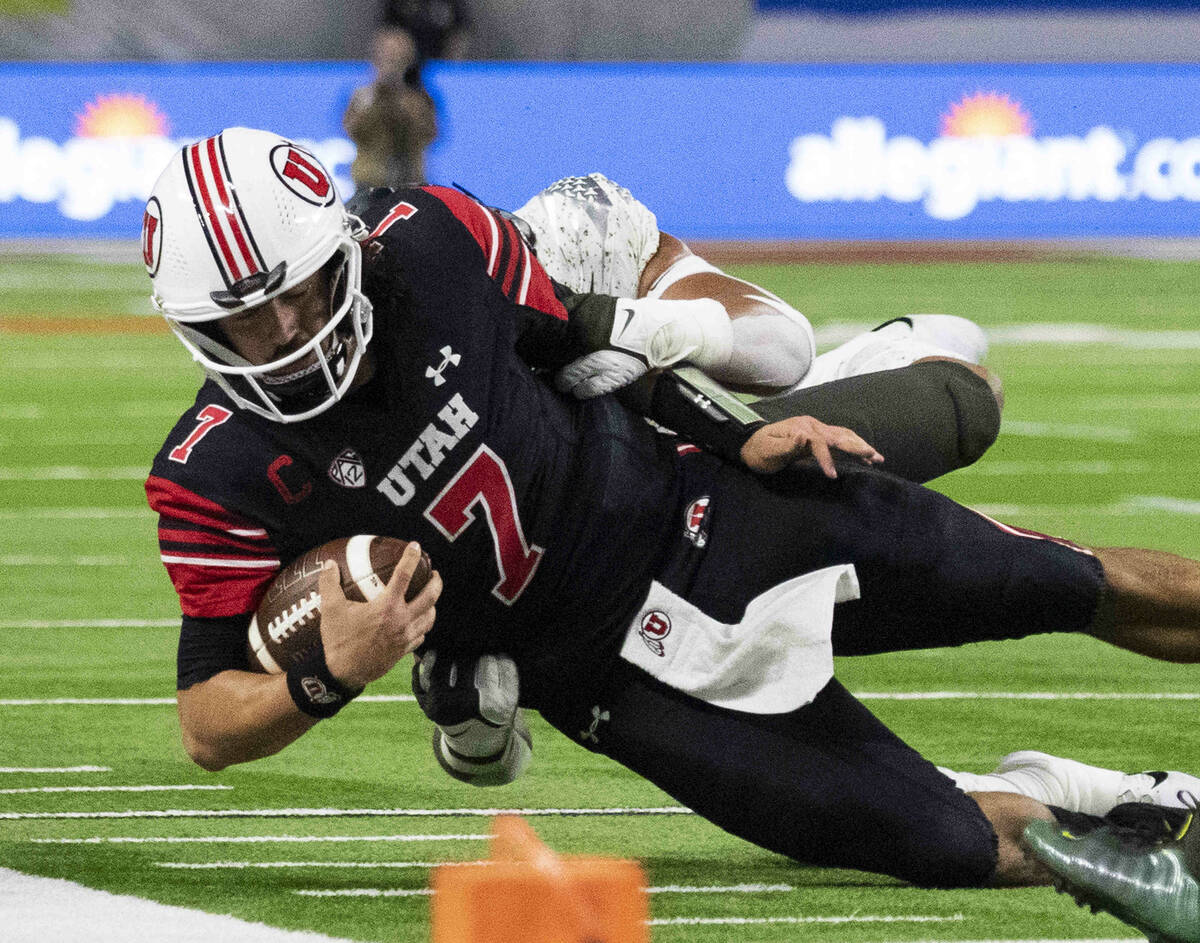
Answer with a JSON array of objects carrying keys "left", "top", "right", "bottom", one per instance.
[
  {"left": 413, "top": 652, "right": 532, "bottom": 787},
  {"left": 555, "top": 296, "right": 733, "bottom": 399}
]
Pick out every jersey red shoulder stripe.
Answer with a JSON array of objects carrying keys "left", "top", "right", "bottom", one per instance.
[
  {"left": 146, "top": 474, "right": 280, "bottom": 617},
  {"left": 422, "top": 185, "right": 567, "bottom": 321}
]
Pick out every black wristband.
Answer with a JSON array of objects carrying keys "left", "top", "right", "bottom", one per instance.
[
  {"left": 286, "top": 648, "right": 363, "bottom": 719},
  {"left": 650, "top": 367, "right": 766, "bottom": 463}
]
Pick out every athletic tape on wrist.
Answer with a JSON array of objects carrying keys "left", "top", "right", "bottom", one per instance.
[{"left": 286, "top": 649, "right": 364, "bottom": 719}]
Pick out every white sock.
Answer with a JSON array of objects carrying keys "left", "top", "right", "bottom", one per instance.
[{"left": 939, "top": 751, "right": 1151, "bottom": 815}]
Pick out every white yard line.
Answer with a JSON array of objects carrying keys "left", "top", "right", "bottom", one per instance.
[
  {"left": 0, "top": 807, "right": 695, "bottom": 821},
  {"left": 156, "top": 860, "right": 482, "bottom": 870},
  {"left": 0, "top": 508, "right": 151, "bottom": 520},
  {"left": 0, "top": 555, "right": 133, "bottom": 566},
  {"left": 968, "top": 461, "right": 1152, "bottom": 475},
  {"left": 0, "top": 695, "right": 416, "bottom": 705},
  {"left": 0, "top": 766, "right": 110, "bottom": 773},
  {"left": 294, "top": 883, "right": 796, "bottom": 898},
  {"left": 0, "top": 466, "right": 147, "bottom": 480},
  {"left": 32, "top": 834, "right": 489, "bottom": 844},
  {"left": 0, "top": 784, "right": 231, "bottom": 795},
  {"left": 0, "top": 619, "right": 177, "bottom": 629},
  {"left": 0, "top": 867, "right": 359, "bottom": 943},
  {"left": 855, "top": 691, "right": 1200, "bottom": 700},
  {"left": 650, "top": 914, "right": 964, "bottom": 926},
  {"left": 0, "top": 698, "right": 177, "bottom": 705},
  {"left": 1000, "top": 420, "right": 1136, "bottom": 442},
  {"left": 1, "top": 692, "right": 1194, "bottom": 708}
]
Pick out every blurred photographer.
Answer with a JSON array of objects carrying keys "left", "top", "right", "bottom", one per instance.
[{"left": 343, "top": 26, "right": 438, "bottom": 194}]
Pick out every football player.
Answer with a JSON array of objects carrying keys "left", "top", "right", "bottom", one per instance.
[
  {"left": 513, "top": 172, "right": 1002, "bottom": 484},
  {"left": 144, "top": 128, "right": 1200, "bottom": 903}
]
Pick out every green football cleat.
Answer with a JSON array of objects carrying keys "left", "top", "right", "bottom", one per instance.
[{"left": 1023, "top": 814, "right": 1200, "bottom": 943}]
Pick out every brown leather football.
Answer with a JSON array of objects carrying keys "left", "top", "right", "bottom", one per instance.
[{"left": 246, "top": 535, "right": 431, "bottom": 674}]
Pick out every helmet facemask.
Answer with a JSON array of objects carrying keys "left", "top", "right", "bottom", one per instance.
[{"left": 164, "top": 235, "right": 374, "bottom": 423}]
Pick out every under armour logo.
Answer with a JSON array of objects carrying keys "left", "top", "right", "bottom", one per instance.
[
  {"left": 426, "top": 346, "right": 461, "bottom": 386},
  {"left": 580, "top": 704, "right": 610, "bottom": 745}
]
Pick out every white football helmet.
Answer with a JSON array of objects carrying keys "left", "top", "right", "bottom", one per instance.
[{"left": 142, "top": 127, "right": 372, "bottom": 422}]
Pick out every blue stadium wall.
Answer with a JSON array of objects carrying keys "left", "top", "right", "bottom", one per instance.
[{"left": 3, "top": 61, "right": 1200, "bottom": 241}]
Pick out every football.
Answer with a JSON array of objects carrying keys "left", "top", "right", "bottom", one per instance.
[{"left": 246, "top": 535, "right": 432, "bottom": 674}]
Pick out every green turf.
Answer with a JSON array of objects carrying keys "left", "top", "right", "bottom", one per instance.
[{"left": 3, "top": 254, "right": 1199, "bottom": 941}]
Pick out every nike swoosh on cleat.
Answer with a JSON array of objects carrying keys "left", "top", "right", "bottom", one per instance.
[{"left": 1145, "top": 771, "right": 1170, "bottom": 788}]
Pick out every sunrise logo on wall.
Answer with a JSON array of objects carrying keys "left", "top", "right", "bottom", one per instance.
[
  {"left": 74, "top": 93, "right": 170, "bottom": 138},
  {"left": 940, "top": 91, "right": 1033, "bottom": 138}
]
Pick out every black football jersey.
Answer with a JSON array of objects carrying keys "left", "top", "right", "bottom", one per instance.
[{"left": 146, "top": 186, "right": 682, "bottom": 706}]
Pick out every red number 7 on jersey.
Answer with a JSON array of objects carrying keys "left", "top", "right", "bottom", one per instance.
[
  {"left": 169, "top": 404, "right": 233, "bottom": 464},
  {"left": 425, "top": 445, "right": 544, "bottom": 604}
]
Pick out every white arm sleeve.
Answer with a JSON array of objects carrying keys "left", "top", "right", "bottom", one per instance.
[{"left": 647, "top": 254, "right": 815, "bottom": 388}]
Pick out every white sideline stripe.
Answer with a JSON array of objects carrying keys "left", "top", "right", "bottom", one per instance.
[
  {"left": 0, "top": 766, "right": 110, "bottom": 773},
  {"left": 2, "top": 692, "right": 1196, "bottom": 708},
  {"left": 0, "top": 806, "right": 695, "bottom": 821},
  {"left": 293, "top": 883, "right": 796, "bottom": 898},
  {"left": 0, "top": 619, "right": 177, "bottom": 629},
  {"left": 0, "top": 867, "right": 360, "bottom": 943},
  {"left": 33, "top": 834, "right": 489, "bottom": 845},
  {"left": 650, "top": 914, "right": 964, "bottom": 926},
  {"left": 0, "top": 784, "right": 231, "bottom": 794},
  {"left": 1001, "top": 420, "right": 1136, "bottom": 442}
]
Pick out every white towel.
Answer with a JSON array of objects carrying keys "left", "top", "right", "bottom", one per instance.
[{"left": 619, "top": 564, "right": 859, "bottom": 714}]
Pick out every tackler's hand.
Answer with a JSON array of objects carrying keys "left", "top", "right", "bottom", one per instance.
[
  {"left": 556, "top": 296, "right": 732, "bottom": 398},
  {"left": 740, "top": 416, "right": 883, "bottom": 477},
  {"left": 412, "top": 651, "right": 532, "bottom": 787}
]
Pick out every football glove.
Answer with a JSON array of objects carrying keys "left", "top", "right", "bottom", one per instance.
[
  {"left": 555, "top": 296, "right": 733, "bottom": 399},
  {"left": 412, "top": 651, "right": 532, "bottom": 787}
]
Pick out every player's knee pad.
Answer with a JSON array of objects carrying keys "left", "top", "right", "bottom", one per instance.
[
  {"left": 919, "top": 360, "right": 1002, "bottom": 467},
  {"left": 514, "top": 173, "right": 660, "bottom": 296}
]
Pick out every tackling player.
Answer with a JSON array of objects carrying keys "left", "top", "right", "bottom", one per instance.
[
  {"left": 142, "top": 129, "right": 1200, "bottom": 905},
  {"left": 513, "top": 172, "right": 1002, "bottom": 484}
]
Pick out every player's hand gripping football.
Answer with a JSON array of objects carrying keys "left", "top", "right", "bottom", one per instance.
[
  {"left": 741, "top": 415, "right": 883, "bottom": 477},
  {"left": 318, "top": 542, "right": 441, "bottom": 689},
  {"left": 412, "top": 651, "right": 533, "bottom": 786}
]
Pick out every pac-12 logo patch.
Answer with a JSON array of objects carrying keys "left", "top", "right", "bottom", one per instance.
[
  {"left": 638, "top": 610, "right": 672, "bottom": 657},
  {"left": 270, "top": 144, "right": 335, "bottom": 206},
  {"left": 328, "top": 448, "right": 366, "bottom": 488},
  {"left": 684, "top": 496, "right": 710, "bottom": 548}
]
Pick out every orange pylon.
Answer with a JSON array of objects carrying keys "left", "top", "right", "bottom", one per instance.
[{"left": 430, "top": 815, "right": 648, "bottom": 943}]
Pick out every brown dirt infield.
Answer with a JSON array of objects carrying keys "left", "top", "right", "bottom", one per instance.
[{"left": 0, "top": 316, "right": 166, "bottom": 335}]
